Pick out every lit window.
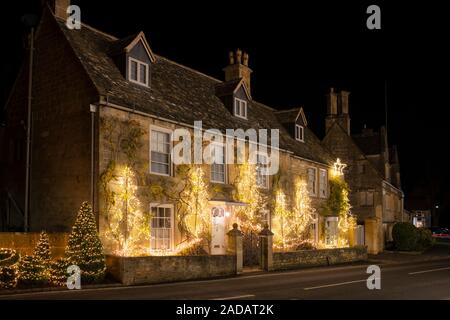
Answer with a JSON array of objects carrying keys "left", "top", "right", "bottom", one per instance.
[
  {"left": 150, "top": 204, "right": 173, "bottom": 251},
  {"left": 307, "top": 168, "right": 317, "bottom": 196},
  {"left": 150, "top": 128, "right": 171, "bottom": 176},
  {"left": 309, "top": 213, "right": 318, "bottom": 244},
  {"left": 295, "top": 124, "right": 304, "bottom": 142},
  {"left": 234, "top": 98, "right": 247, "bottom": 119},
  {"left": 256, "top": 153, "right": 269, "bottom": 189},
  {"left": 129, "top": 57, "right": 149, "bottom": 86},
  {"left": 211, "top": 143, "right": 226, "bottom": 183},
  {"left": 319, "top": 169, "right": 327, "bottom": 198}
]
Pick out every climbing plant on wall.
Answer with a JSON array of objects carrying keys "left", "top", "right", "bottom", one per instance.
[
  {"left": 233, "top": 161, "right": 266, "bottom": 234},
  {"left": 322, "top": 168, "right": 355, "bottom": 247},
  {"left": 99, "top": 116, "right": 150, "bottom": 256}
]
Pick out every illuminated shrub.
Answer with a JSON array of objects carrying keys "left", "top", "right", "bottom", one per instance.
[{"left": 0, "top": 249, "right": 20, "bottom": 289}]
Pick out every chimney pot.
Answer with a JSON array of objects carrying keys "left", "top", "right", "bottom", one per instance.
[
  {"left": 236, "top": 49, "right": 242, "bottom": 64},
  {"left": 229, "top": 51, "right": 235, "bottom": 65},
  {"left": 243, "top": 53, "right": 249, "bottom": 66}
]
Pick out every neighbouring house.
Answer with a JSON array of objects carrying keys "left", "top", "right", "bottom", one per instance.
[
  {"left": 321, "top": 88, "right": 406, "bottom": 254},
  {"left": 405, "top": 193, "right": 433, "bottom": 228},
  {"left": 0, "top": 1, "right": 355, "bottom": 263}
]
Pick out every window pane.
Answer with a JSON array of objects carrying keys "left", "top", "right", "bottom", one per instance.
[
  {"left": 139, "top": 64, "right": 147, "bottom": 84},
  {"left": 150, "top": 206, "right": 173, "bottom": 251},
  {"left": 130, "top": 60, "right": 138, "bottom": 81}
]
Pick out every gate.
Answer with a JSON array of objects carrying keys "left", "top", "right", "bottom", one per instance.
[{"left": 242, "top": 230, "right": 260, "bottom": 267}]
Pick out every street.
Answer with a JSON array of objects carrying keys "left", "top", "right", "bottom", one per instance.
[{"left": 2, "top": 258, "right": 450, "bottom": 300}]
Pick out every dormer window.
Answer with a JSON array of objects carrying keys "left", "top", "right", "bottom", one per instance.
[
  {"left": 234, "top": 98, "right": 247, "bottom": 119},
  {"left": 295, "top": 124, "right": 304, "bottom": 142},
  {"left": 128, "top": 57, "right": 149, "bottom": 86}
]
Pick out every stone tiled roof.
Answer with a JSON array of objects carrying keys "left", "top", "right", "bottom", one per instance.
[
  {"left": 352, "top": 133, "right": 382, "bottom": 156},
  {"left": 274, "top": 108, "right": 300, "bottom": 124},
  {"left": 56, "top": 17, "right": 334, "bottom": 165}
]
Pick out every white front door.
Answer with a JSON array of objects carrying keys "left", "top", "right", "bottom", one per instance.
[{"left": 211, "top": 207, "right": 226, "bottom": 255}]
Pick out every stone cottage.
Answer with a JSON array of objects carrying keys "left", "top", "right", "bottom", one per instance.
[
  {"left": 322, "top": 88, "right": 406, "bottom": 254},
  {"left": 1, "top": 1, "right": 359, "bottom": 260}
]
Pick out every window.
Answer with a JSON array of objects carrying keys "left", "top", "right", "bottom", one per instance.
[
  {"left": 211, "top": 143, "right": 226, "bottom": 183},
  {"left": 150, "top": 204, "right": 173, "bottom": 251},
  {"left": 295, "top": 124, "right": 304, "bottom": 142},
  {"left": 128, "top": 57, "right": 149, "bottom": 86},
  {"left": 234, "top": 98, "right": 247, "bottom": 119},
  {"left": 256, "top": 153, "right": 269, "bottom": 189},
  {"left": 319, "top": 169, "right": 327, "bottom": 198},
  {"left": 360, "top": 191, "right": 374, "bottom": 206},
  {"left": 307, "top": 168, "right": 317, "bottom": 196},
  {"left": 150, "top": 128, "right": 171, "bottom": 176}
]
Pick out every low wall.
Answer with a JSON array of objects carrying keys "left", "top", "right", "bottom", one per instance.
[
  {"left": 106, "top": 255, "right": 237, "bottom": 285},
  {"left": 273, "top": 246, "right": 368, "bottom": 271},
  {"left": 0, "top": 232, "right": 68, "bottom": 258}
]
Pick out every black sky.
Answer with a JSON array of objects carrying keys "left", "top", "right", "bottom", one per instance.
[{"left": 1, "top": 1, "right": 449, "bottom": 225}]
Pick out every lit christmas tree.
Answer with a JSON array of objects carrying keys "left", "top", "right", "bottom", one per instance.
[
  {"left": 18, "top": 231, "right": 51, "bottom": 286},
  {"left": 66, "top": 202, "right": 106, "bottom": 283},
  {"left": 34, "top": 231, "right": 51, "bottom": 267}
]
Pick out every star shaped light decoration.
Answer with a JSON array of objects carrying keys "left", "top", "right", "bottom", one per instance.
[{"left": 332, "top": 158, "right": 347, "bottom": 177}]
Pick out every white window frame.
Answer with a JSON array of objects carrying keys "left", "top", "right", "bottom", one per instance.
[
  {"left": 210, "top": 142, "right": 227, "bottom": 184},
  {"left": 256, "top": 152, "right": 269, "bottom": 189},
  {"left": 149, "top": 203, "right": 174, "bottom": 252},
  {"left": 295, "top": 124, "right": 304, "bottom": 142},
  {"left": 149, "top": 125, "right": 172, "bottom": 177},
  {"left": 234, "top": 98, "right": 248, "bottom": 119},
  {"left": 128, "top": 57, "right": 149, "bottom": 87},
  {"left": 319, "top": 168, "right": 327, "bottom": 198},
  {"left": 307, "top": 167, "right": 317, "bottom": 196}
]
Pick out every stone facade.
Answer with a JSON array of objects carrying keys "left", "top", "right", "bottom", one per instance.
[{"left": 322, "top": 89, "right": 404, "bottom": 253}]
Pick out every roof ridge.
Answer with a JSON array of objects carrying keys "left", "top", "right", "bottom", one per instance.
[
  {"left": 274, "top": 107, "right": 301, "bottom": 113},
  {"left": 155, "top": 55, "right": 222, "bottom": 83},
  {"left": 55, "top": 16, "right": 119, "bottom": 41}
]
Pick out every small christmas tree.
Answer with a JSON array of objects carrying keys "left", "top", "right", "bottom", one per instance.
[
  {"left": 66, "top": 202, "right": 106, "bottom": 283},
  {"left": 18, "top": 232, "right": 52, "bottom": 287},
  {"left": 34, "top": 231, "right": 51, "bottom": 267}
]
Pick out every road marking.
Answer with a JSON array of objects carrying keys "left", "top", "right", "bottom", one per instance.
[
  {"left": 408, "top": 266, "right": 450, "bottom": 275},
  {"left": 304, "top": 278, "right": 380, "bottom": 291},
  {"left": 211, "top": 294, "right": 255, "bottom": 300}
]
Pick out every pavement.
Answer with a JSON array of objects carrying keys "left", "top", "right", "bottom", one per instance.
[{"left": 1, "top": 244, "right": 449, "bottom": 300}]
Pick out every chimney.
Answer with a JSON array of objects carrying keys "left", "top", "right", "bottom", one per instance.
[
  {"left": 325, "top": 88, "right": 351, "bottom": 135},
  {"left": 46, "top": 0, "right": 71, "bottom": 20},
  {"left": 338, "top": 91, "right": 350, "bottom": 114},
  {"left": 223, "top": 49, "right": 253, "bottom": 94},
  {"left": 326, "top": 88, "right": 338, "bottom": 115}
]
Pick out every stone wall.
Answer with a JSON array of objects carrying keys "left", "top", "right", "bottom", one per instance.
[
  {"left": 106, "top": 255, "right": 237, "bottom": 285},
  {"left": 273, "top": 246, "right": 367, "bottom": 271},
  {"left": 0, "top": 232, "right": 68, "bottom": 258}
]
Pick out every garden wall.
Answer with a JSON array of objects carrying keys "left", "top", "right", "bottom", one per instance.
[
  {"left": 0, "top": 232, "right": 68, "bottom": 258},
  {"left": 106, "top": 255, "right": 237, "bottom": 285},
  {"left": 273, "top": 246, "right": 368, "bottom": 271}
]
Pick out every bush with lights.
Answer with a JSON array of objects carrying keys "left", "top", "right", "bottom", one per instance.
[
  {"left": 65, "top": 201, "right": 106, "bottom": 283},
  {"left": 0, "top": 248, "right": 20, "bottom": 289},
  {"left": 18, "top": 231, "right": 51, "bottom": 287}
]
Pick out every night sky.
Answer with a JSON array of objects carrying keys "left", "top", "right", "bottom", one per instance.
[{"left": 1, "top": 1, "right": 449, "bottom": 225}]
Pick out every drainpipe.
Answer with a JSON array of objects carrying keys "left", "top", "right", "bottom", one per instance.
[
  {"left": 90, "top": 104, "right": 97, "bottom": 208},
  {"left": 24, "top": 26, "right": 35, "bottom": 232}
]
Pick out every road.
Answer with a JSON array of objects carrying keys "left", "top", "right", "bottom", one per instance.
[{"left": 2, "top": 258, "right": 450, "bottom": 300}]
